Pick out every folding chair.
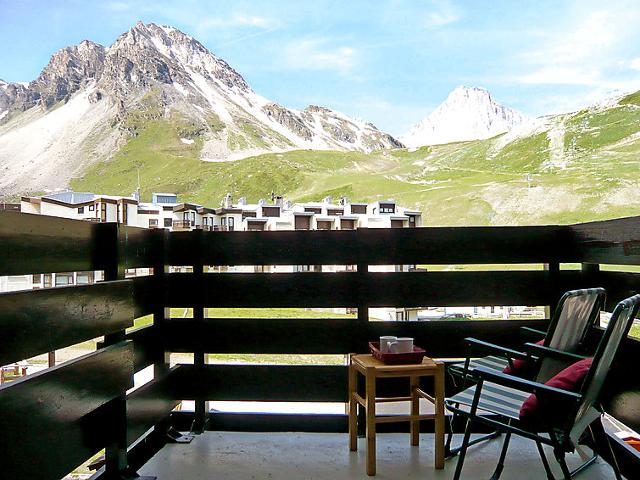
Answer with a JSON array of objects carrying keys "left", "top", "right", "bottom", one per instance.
[
  {"left": 446, "top": 288, "right": 606, "bottom": 456},
  {"left": 446, "top": 294, "right": 640, "bottom": 479}
]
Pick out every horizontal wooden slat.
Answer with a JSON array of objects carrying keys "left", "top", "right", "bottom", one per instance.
[
  {"left": 0, "top": 342, "right": 133, "bottom": 480},
  {"left": 356, "top": 226, "right": 575, "bottom": 265},
  {"left": 166, "top": 226, "right": 574, "bottom": 266},
  {"left": 0, "top": 211, "right": 95, "bottom": 275},
  {"left": 119, "top": 225, "right": 164, "bottom": 270},
  {"left": 571, "top": 216, "right": 640, "bottom": 265},
  {"left": 168, "top": 364, "right": 346, "bottom": 402},
  {"left": 127, "top": 374, "right": 180, "bottom": 445},
  {"left": 587, "top": 271, "right": 640, "bottom": 309},
  {"left": 162, "top": 318, "right": 549, "bottom": 357},
  {"left": 165, "top": 271, "right": 582, "bottom": 308},
  {"left": 0, "top": 281, "right": 133, "bottom": 365}
]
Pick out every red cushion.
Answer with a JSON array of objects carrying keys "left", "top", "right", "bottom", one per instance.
[
  {"left": 503, "top": 340, "right": 544, "bottom": 375},
  {"left": 519, "top": 357, "right": 593, "bottom": 424}
]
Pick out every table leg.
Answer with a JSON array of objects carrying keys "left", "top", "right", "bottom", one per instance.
[
  {"left": 434, "top": 363, "right": 445, "bottom": 469},
  {"left": 366, "top": 368, "right": 376, "bottom": 476},
  {"left": 410, "top": 375, "right": 420, "bottom": 446},
  {"left": 348, "top": 356, "right": 358, "bottom": 452}
]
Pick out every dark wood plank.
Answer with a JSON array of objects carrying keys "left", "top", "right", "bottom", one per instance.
[
  {"left": 161, "top": 318, "right": 549, "bottom": 357},
  {"left": 356, "top": 226, "right": 575, "bottom": 265},
  {"left": 165, "top": 271, "right": 582, "bottom": 308},
  {"left": 571, "top": 216, "right": 640, "bottom": 265},
  {"left": 132, "top": 275, "right": 159, "bottom": 318},
  {"left": 583, "top": 271, "right": 640, "bottom": 309},
  {"left": 125, "top": 324, "right": 158, "bottom": 373},
  {"left": 166, "top": 226, "right": 573, "bottom": 267},
  {"left": 0, "top": 281, "right": 133, "bottom": 365},
  {"left": 0, "top": 211, "right": 95, "bottom": 275},
  {"left": 0, "top": 342, "right": 133, "bottom": 480},
  {"left": 119, "top": 225, "right": 164, "bottom": 270},
  {"left": 127, "top": 374, "right": 180, "bottom": 445},
  {"left": 168, "top": 364, "right": 346, "bottom": 402}
]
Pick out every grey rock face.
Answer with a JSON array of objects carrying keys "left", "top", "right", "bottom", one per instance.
[
  {"left": 30, "top": 40, "right": 106, "bottom": 109},
  {"left": 262, "top": 103, "right": 313, "bottom": 141}
]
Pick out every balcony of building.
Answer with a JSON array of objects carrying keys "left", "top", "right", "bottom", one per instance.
[{"left": 1, "top": 211, "right": 639, "bottom": 479}]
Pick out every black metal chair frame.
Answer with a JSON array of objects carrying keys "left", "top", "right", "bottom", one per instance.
[
  {"left": 445, "top": 288, "right": 606, "bottom": 458},
  {"left": 446, "top": 294, "right": 640, "bottom": 480}
]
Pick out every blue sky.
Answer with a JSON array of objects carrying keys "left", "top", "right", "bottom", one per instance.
[{"left": 1, "top": 0, "right": 640, "bottom": 135}]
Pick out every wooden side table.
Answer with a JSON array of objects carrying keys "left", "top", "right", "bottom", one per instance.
[{"left": 348, "top": 353, "right": 445, "bottom": 476}]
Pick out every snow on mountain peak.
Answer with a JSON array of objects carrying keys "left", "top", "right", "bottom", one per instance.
[{"left": 401, "top": 85, "right": 528, "bottom": 148}]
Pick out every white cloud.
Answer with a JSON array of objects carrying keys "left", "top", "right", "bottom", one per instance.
[
  {"left": 282, "top": 38, "right": 358, "bottom": 73},
  {"left": 516, "top": 67, "right": 601, "bottom": 86},
  {"left": 629, "top": 58, "right": 640, "bottom": 71},
  {"left": 426, "top": 0, "right": 461, "bottom": 27},
  {"left": 196, "top": 14, "right": 277, "bottom": 32},
  {"left": 511, "top": 5, "right": 640, "bottom": 95}
]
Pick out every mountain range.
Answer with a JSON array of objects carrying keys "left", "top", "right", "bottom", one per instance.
[
  {"left": 2, "top": 21, "right": 640, "bottom": 227},
  {"left": 0, "top": 22, "right": 402, "bottom": 196}
]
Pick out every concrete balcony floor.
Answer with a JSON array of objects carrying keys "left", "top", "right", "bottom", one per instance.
[{"left": 139, "top": 431, "right": 617, "bottom": 479}]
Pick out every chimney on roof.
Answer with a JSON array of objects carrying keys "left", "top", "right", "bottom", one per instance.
[
  {"left": 258, "top": 199, "right": 266, "bottom": 206},
  {"left": 284, "top": 200, "right": 293, "bottom": 209},
  {"left": 323, "top": 196, "right": 333, "bottom": 205},
  {"left": 339, "top": 196, "right": 349, "bottom": 206},
  {"left": 238, "top": 197, "right": 247, "bottom": 206},
  {"left": 274, "top": 195, "right": 283, "bottom": 207},
  {"left": 223, "top": 193, "right": 233, "bottom": 208}
]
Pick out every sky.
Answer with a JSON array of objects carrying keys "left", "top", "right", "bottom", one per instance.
[{"left": 1, "top": 0, "right": 640, "bottom": 136}]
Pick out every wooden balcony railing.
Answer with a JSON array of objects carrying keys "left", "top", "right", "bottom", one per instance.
[
  {"left": 172, "top": 220, "right": 193, "bottom": 229},
  {"left": 1, "top": 211, "right": 639, "bottom": 479}
]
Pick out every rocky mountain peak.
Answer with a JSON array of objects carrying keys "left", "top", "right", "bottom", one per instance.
[
  {"left": 305, "top": 105, "right": 332, "bottom": 114},
  {"left": 107, "top": 21, "right": 249, "bottom": 92},
  {"left": 401, "top": 85, "right": 528, "bottom": 147}
]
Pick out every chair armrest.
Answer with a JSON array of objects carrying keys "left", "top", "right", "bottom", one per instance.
[
  {"left": 520, "top": 326, "right": 546, "bottom": 341},
  {"left": 523, "top": 343, "right": 588, "bottom": 362},
  {"left": 464, "top": 337, "right": 531, "bottom": 361},
  {"left": 473, "top": 366, "right": 583, "bottom": 402}
]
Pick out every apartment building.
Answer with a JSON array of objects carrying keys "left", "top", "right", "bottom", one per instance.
[{"left": 19, "top": 192, "right": 422, "bottom": 232}]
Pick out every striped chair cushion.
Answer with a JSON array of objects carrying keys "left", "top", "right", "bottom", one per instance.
[
  {"left": 446, "top": 381, "right": 531, "bottom": 420},
  {"left": 448, "top": 355, "right": 510, "bottom": 376}
]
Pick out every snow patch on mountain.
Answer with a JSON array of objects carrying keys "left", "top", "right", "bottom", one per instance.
[{"left": 401, "top": 86, "right": 528, "bottom": 148}]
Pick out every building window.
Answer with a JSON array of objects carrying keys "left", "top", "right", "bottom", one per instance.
[
  {"left": 78, "top": 207, "right": 84, "bottom": 214},
  {"left": 43, "top": 274, "right": 52, "bottom": 288},
  {"left": 55, "top": 274, "right": 73, "bottom": 286},
  {"left": 228, "top": 217, "right": 235, "bottom": 230},
  {"left": 294, "top": 265, "right": 310, "bottom": 272},
  {"left": 89, "top": 205, "right": 95, "bottom": 211},
  {"left": 261, "top": 206, "right": 280, "bottom": 217},
  {"left": 164, "top": 218, "right": 172, "bottom": 228},
  {"left": 149, "top": 219, "right": 158, "bottom": 228},
  {"left": 350, "top": 204, "right": 367, "bottom": 214},
  {"left": 380, "top": 204, "right": 395, "bottom": 213},
  {"left": 76, "top": 273, "right": 91, "bottom": 285}
]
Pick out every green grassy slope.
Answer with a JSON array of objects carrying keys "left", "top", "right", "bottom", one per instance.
[{"left": 71, "top": 91, "right": 640, "bottom": 225}]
